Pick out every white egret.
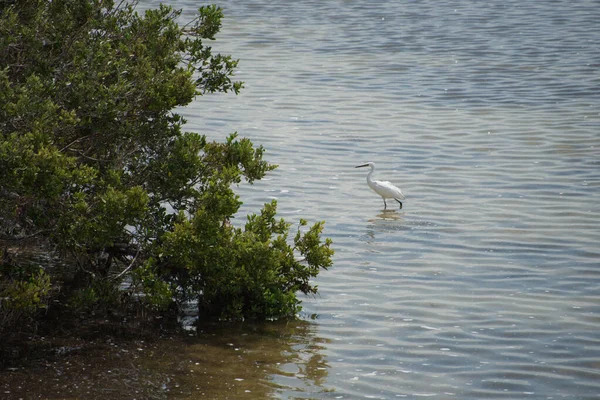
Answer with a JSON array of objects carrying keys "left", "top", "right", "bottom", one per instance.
[{"left": 355, "top": 162, "right": 405, "bottom": 209}]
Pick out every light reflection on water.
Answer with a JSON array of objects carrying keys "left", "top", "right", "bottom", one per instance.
[{"left": 5, "top": 0, "right": 599, "bottom": 398}]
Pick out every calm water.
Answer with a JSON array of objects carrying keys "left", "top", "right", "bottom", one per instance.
[
  {"left": 4, "top": 1, "right": 600, "bottom": 399},
  {"left": 186, "top": 1, "right": 600, "bottom": 398}
]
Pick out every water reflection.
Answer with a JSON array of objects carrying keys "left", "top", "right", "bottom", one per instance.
[
  {"left": 361, "top": 210, "right": 407, "bottom": 244},
  {"left": 373, "top": 210, "right": 404, "bottom": 221},
  {"left": 0, "top": 320, "right": 330, "bottom": 400},
  {"left": 187, "top": 321, "right": 331, "bottom": 398}
]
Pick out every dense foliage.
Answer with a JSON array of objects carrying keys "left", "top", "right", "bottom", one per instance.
[{"left": 0, "top": 0, "right": 333, "bottom": 333}]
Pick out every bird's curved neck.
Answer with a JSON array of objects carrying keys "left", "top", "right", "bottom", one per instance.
[{"left": 366, "top": 165, "right": 375, "bottom": 184}]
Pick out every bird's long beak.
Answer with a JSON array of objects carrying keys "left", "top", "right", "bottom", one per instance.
[{"left": 355, "top": 164, "right": 369, "bottom": 168}]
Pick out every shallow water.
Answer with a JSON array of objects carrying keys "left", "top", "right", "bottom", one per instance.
[
  {"left": 1, "top": 322, "right": 330, "bottom": 399},
  {"left": 182, "top": 1, "right": 600, "bottom": 397},
  {"left": 4, "top": 0, "right": 599, "bottom": 399}
]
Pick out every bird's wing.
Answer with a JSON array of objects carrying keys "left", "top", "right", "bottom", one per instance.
[{"left": 377, "top": 180, "right": 405, "bottom": 199}]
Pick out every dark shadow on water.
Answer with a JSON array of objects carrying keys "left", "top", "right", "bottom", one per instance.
[{"left": 0, "top": 320, "right": 331, "bottom": 399}]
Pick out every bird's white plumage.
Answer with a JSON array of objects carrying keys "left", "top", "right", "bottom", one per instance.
[
  {"left": 368, "top": 179, "right": 405, "bottom": 200},
  {"left": 355, "top": 162, "right": 405, "bottom": 209}
]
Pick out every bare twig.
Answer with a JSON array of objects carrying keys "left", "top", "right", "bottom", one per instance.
[
  {"left": 113, "top": 246, "right": 141, "bottom": 281},
  {"left": 0, "top": 230, "right": 50, "bottom": 241},
  {"left": 59, "top": 134, "right": 93, "bottom": 153}
]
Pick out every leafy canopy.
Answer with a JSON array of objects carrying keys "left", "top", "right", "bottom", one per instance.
[{"left": 0, "top": 0, "right": 333, "bottom": 325}]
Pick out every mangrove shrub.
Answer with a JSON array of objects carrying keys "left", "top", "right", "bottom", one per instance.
[{"left": 0, "top": 0, "right": 333, "bottom": 329}]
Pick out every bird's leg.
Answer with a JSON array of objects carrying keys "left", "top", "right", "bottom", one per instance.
[
  {"left": 395, "top": 199, "right": 403, "bottom": 209},
  {"left": 383, "top": 198, "right": 387, "bottom": 209}
]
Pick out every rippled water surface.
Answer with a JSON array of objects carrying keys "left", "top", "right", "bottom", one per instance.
[
  {"left": 7, "top": 1, "right": 599, "bottom": 399},
  {"left": 171, "top": 0, "right": 600, "bottom": 398}
]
